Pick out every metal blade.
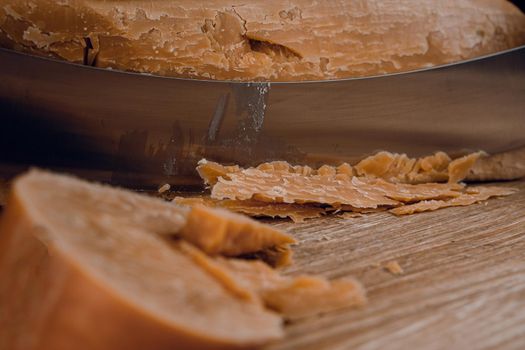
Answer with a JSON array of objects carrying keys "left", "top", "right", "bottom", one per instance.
[{"left": 1, "top": 46, "right": 524, "bottom": 188}]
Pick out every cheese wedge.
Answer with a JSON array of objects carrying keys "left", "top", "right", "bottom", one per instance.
[{"left": 0, "top": 170, "right": 284, "bottom": 350}]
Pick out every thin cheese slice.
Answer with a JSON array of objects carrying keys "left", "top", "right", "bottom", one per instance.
[
  {"left": 390, "top": 186, "right": 517, "bottom": 215},
  {"left": 360, "top": 178, "right": 465, "bottom": 202},
  {"left": 174, "top": 196, "right": 325, "bottom": 223},
  {"left": 211, "top": 169, "right": 464, "bottom": 208},
  {"left": 213, "top": 169, "right": 399, "bottom": 207},
  {"left": 197, "top": 160, "right": 240, "bottom": 186}
]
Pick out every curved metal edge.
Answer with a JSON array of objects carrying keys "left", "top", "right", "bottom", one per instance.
[{"left": 1, "top": 45, "right": 524, "bottom": 85}]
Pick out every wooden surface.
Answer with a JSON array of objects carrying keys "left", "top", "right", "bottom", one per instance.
[{"left": 266, "top": 181, "right": 525, "bottom": 350}]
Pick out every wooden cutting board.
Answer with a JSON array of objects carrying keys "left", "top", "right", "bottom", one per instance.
[{"left": 265, "top": 181, "right": 525, "bottom": 350}]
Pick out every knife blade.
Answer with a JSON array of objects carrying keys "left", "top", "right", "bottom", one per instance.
[{"left": 0, "top": 46, "right": 524, "bottom": 188}]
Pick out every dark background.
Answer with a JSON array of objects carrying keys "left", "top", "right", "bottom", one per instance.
[{"left": 511, "top": 0, "right": 525, "bottom": 12}]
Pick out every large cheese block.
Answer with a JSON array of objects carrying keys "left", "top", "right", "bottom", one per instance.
[
  {"left": 0, "top": 170, "right": 284, "bottom": 350},
  {"left": 0, "top": 169, "right": 366, "bottom": 349},
  {"left": 0, "top": 0, "right": 524, "bottom": 81}
]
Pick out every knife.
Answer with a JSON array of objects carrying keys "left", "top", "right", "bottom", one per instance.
[{"left": 0, "top": 46, "right": 524, "bottom": 189}]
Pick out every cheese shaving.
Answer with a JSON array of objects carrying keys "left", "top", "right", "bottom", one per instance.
[
  {"left": 390, "top": 186, "right": 517, "bottom": 215},
  {"left": 174, "top": 196, "right": 324, "bottom": 223}
]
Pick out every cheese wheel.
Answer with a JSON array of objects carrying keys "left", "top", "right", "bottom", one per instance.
[
  {"left": 0, "top": 170, "right": 283, "bottom": 350},
  {"left": 1, "top": 0, "right": 524, "bottom": 81}
]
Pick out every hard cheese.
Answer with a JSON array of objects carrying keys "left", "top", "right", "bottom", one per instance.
[{"left": 0, "top": 170, "right": 364, "bottom": 350}]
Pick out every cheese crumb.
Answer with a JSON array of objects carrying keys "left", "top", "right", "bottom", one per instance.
[
  {"left": 384, "top": 261, "right": 404, "bottom": 275},
  {"left": 158, "top": 184, "right": 171, "bottom": 194}
]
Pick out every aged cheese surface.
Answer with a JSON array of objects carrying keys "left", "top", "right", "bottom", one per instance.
[
  {"left": 0, "top": 170, "right": 366, "bottom": 350},
  {"left": 1, "top": 1, "right": 524, "bottom": 81}
]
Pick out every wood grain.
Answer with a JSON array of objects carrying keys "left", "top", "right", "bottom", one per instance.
[{"left": 265, "top": 181, "right": 525, "bottom": 350}]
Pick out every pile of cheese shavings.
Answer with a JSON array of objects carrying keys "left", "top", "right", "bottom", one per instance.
[{"left": 188, "top": 151, "right": 517, "bottom": 222}]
